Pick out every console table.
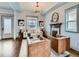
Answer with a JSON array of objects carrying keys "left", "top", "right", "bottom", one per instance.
[
  {"left": 28, "top": 37, "right": 51, "bottom": 57},
  {"left": 49, "top": 35, "right": 70, "bottom": 54}
]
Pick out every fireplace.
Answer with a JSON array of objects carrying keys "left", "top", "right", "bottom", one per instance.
[
  {"left": 50, "top": 22, "right": 62, "bottom": 36},
  {"left": 52, "top": 30, "right": 58, "bottom": 37}
]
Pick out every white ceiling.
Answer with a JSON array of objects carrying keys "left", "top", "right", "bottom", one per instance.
[
  {"left": 19, "top": 2, "right": 58, "bottom": 13},
  {"left": 0, "top": 2, "right": 66, "bottom": 14},
  {"left": 0, "top": 2, "right": 12, "bottom": 10}
]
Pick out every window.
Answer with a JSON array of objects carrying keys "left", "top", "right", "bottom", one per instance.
[
  {"left": 65, "top": 5, "right": 79, "bottom": 32},
  {"left": 4, "top": 18, "right": 12, "bottom": 33},
  {"left": 1, "top": 16, "right": 14, "bottom": 38},
  {"left": 26, "top": 16, "right": 38, "bottom": 36}
]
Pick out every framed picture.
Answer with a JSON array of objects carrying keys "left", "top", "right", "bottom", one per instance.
[
  {"left": 39, "top": 21, "right": 44, "bottom": 27},
  {"left": 18, "top": 19, "right": 24, "bottom": 26},
  {"left": 51, "top": 12, "right": 59, "bottom": 22}
]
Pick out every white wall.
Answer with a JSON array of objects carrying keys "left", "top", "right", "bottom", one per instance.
[
  {"left": 14, "top": 11, "right": 44, "bottom": 38},
  {"left": 0, "top": 9, "right": 44, "bottom": 39},
  {"left": 44, "top": 2, "right": 79, "bottom": 51}
]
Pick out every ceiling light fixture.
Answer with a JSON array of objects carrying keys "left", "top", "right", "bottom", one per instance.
[
  {"left": 36, "top": 2, "right": 39, "bottom": 7},
  {"left": 34, "top": 2, "right": 40, "bottom": 13}
]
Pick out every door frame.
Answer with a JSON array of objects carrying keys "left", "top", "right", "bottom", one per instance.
[{"left": 1, "top": 15, "right": 14, "bottom": 39}]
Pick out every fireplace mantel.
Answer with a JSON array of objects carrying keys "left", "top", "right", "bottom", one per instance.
[
  {"left": 50, "top": 22, "right": 62, "bottom": 36},
  {"left": 50, "top": 22, "right": 62, "bottom": 27}
]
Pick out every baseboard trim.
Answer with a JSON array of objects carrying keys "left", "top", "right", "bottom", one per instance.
[
  {"left": 70, "top": 48, "right": 79, "bottom": 55},
  {"left": 1, "top": 37, "right": 27, "bottom": 40},
  {"left": 1, "top": 38, "right": 14, "bottom": 40}
]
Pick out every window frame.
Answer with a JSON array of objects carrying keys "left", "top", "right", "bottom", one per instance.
[
  {"left": 65, "top": 5, "right": 78, "bottom": 32},
  {"left": 26, "top": 16, "right": 38, "bottom": 37}
]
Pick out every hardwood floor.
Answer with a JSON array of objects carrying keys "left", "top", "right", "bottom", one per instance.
[
  {"left": 51, "top": 49, "right": 79, "bottom": 57},
  {"left": 0, "top": 39, "right": 22, "bottom": 57},
  {"left": 0, "top": 39, "right": 79, "bottom": 57},
  {"left": 68, "top": 50, "right": 79, "bottom": 57}
]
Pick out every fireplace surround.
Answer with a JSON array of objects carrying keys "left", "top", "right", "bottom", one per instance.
[{"left": 50, "top": 22, "right": 62, "bottom": 36}]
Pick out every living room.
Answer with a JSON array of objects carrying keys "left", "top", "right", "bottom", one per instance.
[{"left": 0, "top": 2, "right": 79, "bottom": 57}]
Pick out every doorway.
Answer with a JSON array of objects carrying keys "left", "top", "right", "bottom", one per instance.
[{"left": 1, "top": 16, "right": 14, "bottom": 39}]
